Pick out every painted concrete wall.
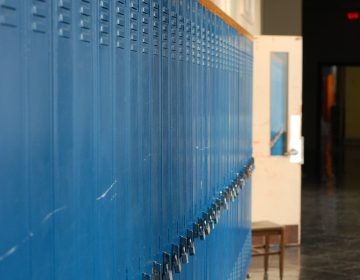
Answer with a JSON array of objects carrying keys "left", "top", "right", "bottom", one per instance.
[
  {"left": 211, "top": 0, "right": 261, "bottom": 35},
  {"left": 210, "top": 0, "right": 301, "bottom": 36},
  {"left": 252, "top": 36, "right": 303, "bottom": 242},
  {"left": 262, "top": 0, "right": 302, "bottom": 35},
  {"left": 345, "top": 67, "right": 360, "bottom": 140}
]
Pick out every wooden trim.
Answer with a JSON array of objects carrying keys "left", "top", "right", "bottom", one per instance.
[{"left": 198, "top": 0, "right": 253, "bottom": 41}]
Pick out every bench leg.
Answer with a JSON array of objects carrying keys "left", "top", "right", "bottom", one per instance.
[
  {"left": 279, "top": 229, "right": 285, "bottom": 279},
  {"left": 264, "top": 234, "right": 270, "bottom": 274}
]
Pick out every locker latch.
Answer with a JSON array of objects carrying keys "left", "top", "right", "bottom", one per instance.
[
  {"left": 179, "top": 236, "right": 189, "bottom": 264},
  {"left": 228, "top": 186, "right": 235, "bottom": 202},
  {"left": 203, "top": 212, "right": 211, "bottom": 236},
  {"left": 231, "top": 183, "right": 238, "bottom": 199},
  {"left": 152, "top": 261, "right": 162, "bottom": 280},
  {"left": 226, "top": 186, "right": 234, "bottom": 203},
  {"left": 239, "top": 177, "right": 246, "bottom": 190},
  {"left": 215, "top": 199, "right": 221, "bottom": 222},
  {"left": 233, "top": 179, "right": 240, "bottom": 196},
  {"left": 220, "top": 191, "right": 229, "bottom": 210},
  {"left": 210, "top": 204, "right": 218, "bottom": 225},
  {"left": 207, "top": 209, "right": 215, "bottom": 230},
  {"left": 198, "top": 218, "right": 206, "bottom": 240},
  {"left": 171, "top": 244, "right": 181, "bottom": 273},
  {"left": 162, "top": 253, "right": 173, "bottom": 280},
  {"left": 187, "top": 230, "right": 196, "bottom": 256},
  {"left": 193, "top": 222, "right": 200, "bottom": 239}
]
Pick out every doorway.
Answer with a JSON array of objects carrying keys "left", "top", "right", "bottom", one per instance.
[{"left": 320, "top": 65, "right": 360, "bottom": 188}]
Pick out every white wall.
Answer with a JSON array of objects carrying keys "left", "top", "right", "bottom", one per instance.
[
  {"left": 210, "top": 0, "right": 261, "bottom": 35},
  {"left": 252, "top": 36, "right": 303, "bottom": 243}
]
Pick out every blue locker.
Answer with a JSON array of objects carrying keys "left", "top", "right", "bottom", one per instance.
[
  {"left": 0, "top": 1, "right": 254, "bottom": 279},
  {"left": 73, "top": 1, "right": 96, "bottom": 278},
  {"left": 150, "top": 0, "right": 163, "bottom": 268},
  {"left": 0, "top": 2, "right": 30, "bottom": 279},
  {"left": 96, "top": 0, "right": 116, "bottom": 278},
  {"left": 129, "top": 0, "right": 143, "bottom": 276},
  {"left": 27, "top": 1, "right": 54, "bottom": 278},
  {"left": 160, "top": 0, "right": 169, "bottom": 256},
  {"left": 139, "top": 0, "right": 152, "bottom": 272},
  {"left": 53, "top": 0, "right": 76, "bottom": 278},
  {"left": 114, "top": 0, "right": 131, "bottom": 278},
  {"left": 169, "top": 0, "right": 179, "bottom": 249}
]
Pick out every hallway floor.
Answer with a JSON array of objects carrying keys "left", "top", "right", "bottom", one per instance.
[{"left": 248, "top": 144, "right": 360, "bottom": 279}]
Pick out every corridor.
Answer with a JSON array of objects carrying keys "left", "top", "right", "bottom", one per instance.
[
  {"left": 2, "top": 0, "right": 360, "bottom": 279},
  {"left": 249, "top": 145, "right": 360, "bottom": 279}
]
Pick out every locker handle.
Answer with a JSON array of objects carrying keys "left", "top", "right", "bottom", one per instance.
[
  {"left": 152, "top": 262, "right": 162, "bottom": 280},
  {"left": 187, "top": 230, "right": 196, "bottom": 256},
  {"left": 171, "top": 245, "right": 181, "bottom": 273},
  {"left": 143, "top": 159, "right": 255, "bottom": 278},
  {"left": 162, "top": 253, "right": 173, "bottom": 280}
]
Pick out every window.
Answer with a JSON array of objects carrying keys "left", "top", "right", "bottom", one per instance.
[{"left": 270, "top": 52, "right": 289, "bottom": 155}]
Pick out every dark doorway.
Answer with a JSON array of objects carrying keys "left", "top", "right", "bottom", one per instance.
[{"left": 320, "top": 65, "right": 360, "bottom": 189}]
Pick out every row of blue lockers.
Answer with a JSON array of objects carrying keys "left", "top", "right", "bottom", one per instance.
[{"left": 0, "top": 0, "right": 253, "bottom": 279}]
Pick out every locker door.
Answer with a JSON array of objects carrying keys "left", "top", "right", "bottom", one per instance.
[
  {"left": 95, "top": 0, "right": 116, "bottom": 278},
  {"left": 0, "top": 2, "right": 30, "bottom": 278},
  {"left": 128, "top": 0, "right": 142, "bottom": 277},
  {"left": 72, "top": 0, "right": 95, "bottom": 278},
  {"left": 53, "top": 0, "right": 76, "bottom": 278},
  {"left": 26, "top": 1, "right": 54, "bottom": 278},
  {"left": 114, "top": 0, "right": 129, "bottom": 278},
  {"left": 150, "top": 0, "right": 163, "bottom": 269},
  {"left": 160, "top": 0, "right": 171, "bottom": 256},
  {"left": 139, "top": 0, "right": 152, "bottom": 273},
  {"left": 176, "top": 0, "right": 187, "bottom": 261},
  {"left": 169, "top": 0, "right": 179, "bottom": 249}
]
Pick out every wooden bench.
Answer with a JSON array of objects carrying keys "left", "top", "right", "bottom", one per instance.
[{"left": 251, "top": 221, "right": 285, "bottom": 279}]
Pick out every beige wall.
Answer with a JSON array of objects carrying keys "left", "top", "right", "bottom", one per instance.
[
  {"left": 345, "top": 67, "right": 360, "bottom": 140},
  {"left": 210, "top": 0, "right": 261, "bottom": 35},
  {"left": 252, "top": 36, "right": 303, "bottom": 242},
  {"left": 252, "top": 158, "right": 301, "bottom": 224},
  {"left": 262, "top": 0, "right": 302, "bottom": 35}
]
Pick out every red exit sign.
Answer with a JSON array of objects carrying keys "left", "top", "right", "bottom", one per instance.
[{"left": 347, "top": 11, "right": 360, "bottom": 20}]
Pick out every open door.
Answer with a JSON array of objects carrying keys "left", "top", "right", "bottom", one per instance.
[{"left": 252, "top": 36, "right": 303, "bottom": 244}]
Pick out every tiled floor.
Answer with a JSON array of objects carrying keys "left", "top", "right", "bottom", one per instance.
[{"left": 249, "top": 144, "right": 360, "bottom": 279}]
